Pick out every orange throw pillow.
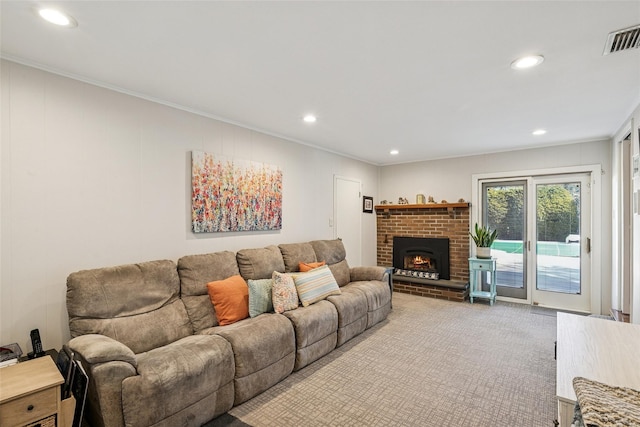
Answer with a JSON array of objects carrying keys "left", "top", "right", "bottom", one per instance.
[
  {"left": 299, "top": 261, "right": 326, "bottom": 272},
  {"left": 207, "top": 275, "right": 249, "bottom": 326}
]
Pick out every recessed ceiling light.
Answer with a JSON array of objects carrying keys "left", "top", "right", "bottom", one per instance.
[
  {"left": 303, "top": 114, "right": 317, "bottom": 123},
  {"left": 511, "top": 55, "right": 544, "bottom": 70},
  {"left": 532, "top": 129, "right": 547, "bottom": 136},
  {"left": 390, "top": 149, "right": 399, "bottom": 155},
  {"left": 38, "top": 8, "right": 77, "bottom": 27}
]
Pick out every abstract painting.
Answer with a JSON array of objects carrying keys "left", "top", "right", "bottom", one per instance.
[{"left": 191, "top": 151, "right": 282, "bottom": 232}]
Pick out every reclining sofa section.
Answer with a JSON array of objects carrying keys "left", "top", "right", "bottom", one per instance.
[{"left": 66, "top": 239, "right": 392, "bottom": 427}]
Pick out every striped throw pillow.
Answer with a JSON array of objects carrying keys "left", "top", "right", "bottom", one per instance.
[{"left": 293, "top": 265, "right": 341, "bottom": 307}]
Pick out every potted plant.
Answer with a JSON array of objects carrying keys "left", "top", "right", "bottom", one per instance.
[{"left": 470, "top": 223, "right": 498, "bottom": 259}]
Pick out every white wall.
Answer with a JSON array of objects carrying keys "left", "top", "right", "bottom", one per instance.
[
  {"left": 378, "top": 140, "right": 613, "bottom": 314},
  {"left": 0, "top": 60, "right": 379, "bottom": 352}
]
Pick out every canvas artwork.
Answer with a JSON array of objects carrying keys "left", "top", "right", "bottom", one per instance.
[{"left": 191, "top": 151, "right": 283, "bottom": 232}]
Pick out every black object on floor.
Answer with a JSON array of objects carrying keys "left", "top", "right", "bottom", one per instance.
[{"left": 202, "top": 413, "right": 252, "bottom": 427}]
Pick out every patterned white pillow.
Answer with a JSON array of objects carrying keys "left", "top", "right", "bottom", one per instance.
[{"left": 272, "top": 271, "right": 298, "bottom": 313}]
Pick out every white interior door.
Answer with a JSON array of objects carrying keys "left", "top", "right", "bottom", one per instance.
[{"left": 334, "top": 176, "right": 362, "bottom": 266}]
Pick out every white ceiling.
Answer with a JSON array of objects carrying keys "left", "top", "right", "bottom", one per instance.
[{"left": 2, "top": 1, "right": 640, "bottom": 165}]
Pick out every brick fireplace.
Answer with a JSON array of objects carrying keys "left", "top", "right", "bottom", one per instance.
[{"left": 376, "top": 203, "right": 471, "bottom": 301}]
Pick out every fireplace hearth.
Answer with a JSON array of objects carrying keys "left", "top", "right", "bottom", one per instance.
[{"left": 393, "top": 236, "right": 450, "bottom": 280}]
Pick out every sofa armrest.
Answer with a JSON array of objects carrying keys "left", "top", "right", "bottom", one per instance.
[
  {"left": 68, "top": 334, "right": 138, "bottom": 427},
  {"left": 349, "top": 266, "right": 387, "bottom": 282},
  {"left": 69, "top": 334, "right": 137, "bottom": 367}
]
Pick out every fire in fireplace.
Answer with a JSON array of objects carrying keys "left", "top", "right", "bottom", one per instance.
[
  {"left": 393, "top": 236, "right": 450, "bottom": 280},
  {"left": 405, "top": 255, "right": 434, "bottom": 271}
]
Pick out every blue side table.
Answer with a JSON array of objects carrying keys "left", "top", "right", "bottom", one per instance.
[{"left": 468, "top": 257, "right": 497, "bottom": 305}]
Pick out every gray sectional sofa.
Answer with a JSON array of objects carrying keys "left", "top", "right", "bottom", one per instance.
[{"left": 66, "top": 239, "right": 392, "bottom": 427}]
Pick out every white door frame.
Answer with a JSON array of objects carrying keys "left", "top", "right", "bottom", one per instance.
[{"left": 472, "top": 164, "right": 602, "bottom": 314}]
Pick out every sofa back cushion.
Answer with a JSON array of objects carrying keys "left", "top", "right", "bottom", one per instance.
[
  {"left": 278, "top": 242, "right": 317, "bottom": 272},
  {"left": 177, "top": 251, "right": 240, "bottom": 332},
  {"left": 310, "top": 239, "right": 351, "bottom": 286},
  {"left": 236, "top": 245, "right": 285, "bottom": 280},
  {"left": 66, "top": 260, "right": 192, "bottom": 354}
]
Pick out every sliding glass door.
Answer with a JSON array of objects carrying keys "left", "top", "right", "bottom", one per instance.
[{"left": 481, "top": 174, "right": 591, "bottom": 312}]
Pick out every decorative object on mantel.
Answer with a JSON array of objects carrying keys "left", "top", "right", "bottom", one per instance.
[
  {"left": 458, "top": 198, "right": 466, "bottom": 203},
  {"left": 363, "top": 196, "right": 373, "bottom": 213},
  {"left": 441, "top": 199, "right": 448, "bottom": 204},
  {"left": 398, "top": 197, "right": 409, "bottom": 204},
  {"left": 380, "top": 199, "right": 389, "bottom": 205},
  {"left": 427, "top": 195, "right": 435, "bottom": 203},
  {"left": 416, "top": 194, "right": 426, "bottom": 204},
  {"left": 469, "top": 223, "right": 498, "bottom": 259},
  {"left": 191, "top": 151, "right": 283, "bottom": 232},
  {"left": 374, "top": 202, "right": 470, "bottom": 212}
]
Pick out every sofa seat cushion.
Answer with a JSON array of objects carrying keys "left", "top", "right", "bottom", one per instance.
[
  {"left": 121, "top": 334, "right": 235, "bottom": 427},
  {"left": 205, "top": 313, "right": 295, "bottom": 405},
  {"left": 327, "top": 287, "right": 368, "bottom": 346},
  {"left": 283, "top": 300, "right": 338, "bottom": 370},
  {"left": 343, "top": 280, "right": 392, "bottom": 328}
]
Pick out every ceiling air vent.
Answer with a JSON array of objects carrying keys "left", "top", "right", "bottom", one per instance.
[{"left": 604, "top": 24, "right": 640, "bottom": 55}]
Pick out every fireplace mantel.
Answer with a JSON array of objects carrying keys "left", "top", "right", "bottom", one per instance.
[{"left": 375, "top": 202, "right": 470, "bottom": 215}]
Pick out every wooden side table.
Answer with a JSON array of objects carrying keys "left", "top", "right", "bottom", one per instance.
[
  {"left": 0, "top": 355, "right": 64, "bottom": 427},
  {"left": 468, "top": 257, "right": 497, "bottom": 305}
]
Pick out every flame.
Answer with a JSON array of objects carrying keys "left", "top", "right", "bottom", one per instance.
[{"left": 413, "top": 255, "right": 430, "bottom": 265}]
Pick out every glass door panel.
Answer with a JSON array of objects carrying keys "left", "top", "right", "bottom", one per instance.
[
  {"left": 482, "top": 181, "right": 527, "bottom": 299},
  {"left": 532, "top": 175, "right": 590, "bottom": 312}
]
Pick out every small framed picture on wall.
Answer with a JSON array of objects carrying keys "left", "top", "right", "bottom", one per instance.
[{"left": 363, "top": 196, "right": 374, "bottom": 213}]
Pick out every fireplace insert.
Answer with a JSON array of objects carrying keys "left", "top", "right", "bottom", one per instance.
[{"left": 392, "top": 236, "right": 450, "bottom": 280}]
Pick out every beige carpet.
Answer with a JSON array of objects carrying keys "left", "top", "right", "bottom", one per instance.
[{"left": 228, "top": 292, "right": 557, "bottom": 426}]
